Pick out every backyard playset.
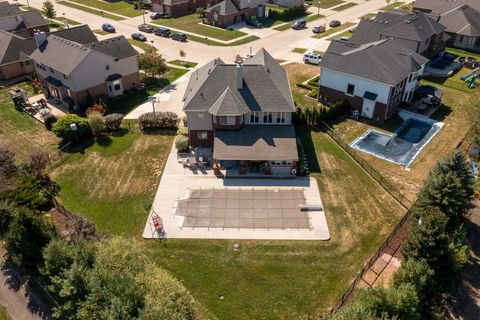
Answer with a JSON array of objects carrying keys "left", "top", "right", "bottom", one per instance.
[{"left": 460, "top": 67, "right": 480, "bottom": 89}]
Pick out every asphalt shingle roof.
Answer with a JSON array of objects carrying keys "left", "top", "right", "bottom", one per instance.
[
  {"left": 320, "top": 38, "right": 429, "bottom": 86},
  {"left": 413, "top": 0, "right": 480, "bottom": 14},
  {"left": 208, "top": 87, "right": 250, "bottom": 116},
  {"left": 350, "top": 9, "right": 445, "bottom": 44},
  {"left": 439, "top": 4, "right": 480, "bottom": 36},
  {"left": 206, "top": 0, "right": 241, "bottom": 15},
  {"left": 183, "top": 48, "right": 295, "bottom": 113},
  {"left": 87, "top": 36, "right": 138, "bottom": 60},
  {"left": 0, "top": 30, "right": 35, "bottom": 64}
]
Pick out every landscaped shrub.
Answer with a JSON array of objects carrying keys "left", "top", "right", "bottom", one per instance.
[
  {"left": 177, "top": 127, "right": 188, "bottom": 137},
  {"left": 308, "top": 88, "right": 318, "bottom": 99},
  {"left": 5, "top": 174, "right": 59, "bottom": 211},
  {"left": 87, "top": 111, "right": 106, "bottom": 137},
  {"left": 307, "top": 76, "right": 320, "bottom": 87},
  {"left": 293, "top": 100, "right": 349, "bottom": 126},
  {"left": 104, "top": 113, "right": 124, "bottom": 131},
  {"left": 52, "top": 114, "right": 91, "bottom": 142},
  {"left": 86, "top": 101, "right": 107, "bottom": 116},
  {"left": 268, "top": 5, "right": 306, "bottom": 21},
  {"left": 296, "top": 82, "right": 317, "bottom": 91},
  {"left": 0, "top": 147, "right": 17, "bottom": 175},
  {"left": 26, "top": 151, "right": 50, "bottom": 178},
  {"left": 175, "top": 135, "right": 189, "bottom": 152},
  {"left": 139, "top": 112, "right": 178, "bottom": 130},
  {"left": 44, "top": 113, "right": 57, "bottom": 131}
]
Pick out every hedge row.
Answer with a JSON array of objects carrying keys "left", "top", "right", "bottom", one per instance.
[
  {"left": 294, "top": 100, "right": 349, "bottom": 126},
  {"left": 267, "top": 5, "right": 306, "bottom": 21}
]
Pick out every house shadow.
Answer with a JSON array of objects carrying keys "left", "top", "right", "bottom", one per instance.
[
  {"left": 1, "top": 256, "right": 53, "bottom": 319},
  {"left": 296, "top": 126, "right": 321, "bottom": 174},
  {"left": 430, "top": 103, "right": 453, "bottom": 122}
]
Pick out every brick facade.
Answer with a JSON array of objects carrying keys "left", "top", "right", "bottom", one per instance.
[
  {"left": 189, "top": 129, "right": 215, "bottom": 147},
  {"left": 0, "top": 60, "right": 34, "bottom": 80}
]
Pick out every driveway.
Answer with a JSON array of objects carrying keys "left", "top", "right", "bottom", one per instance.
[{"left": 125, "top": 70, "right": 191, "bottom": 119}]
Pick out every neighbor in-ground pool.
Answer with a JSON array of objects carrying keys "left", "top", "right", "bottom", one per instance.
[{"left": 351, "top": 118, "right": 443, "bottom": 167}]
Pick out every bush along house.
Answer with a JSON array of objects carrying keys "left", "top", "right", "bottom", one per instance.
[
  {"left": 29, "top": 30, "right": 140, "bottom": 112},
  {"left": 318, "top": 38, "right": 428, "bottom": 121},
  {"left": 182, "top": 48, "right": 299, "bottom": 176}
]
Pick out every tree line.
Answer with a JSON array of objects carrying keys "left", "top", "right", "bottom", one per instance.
[
  {"left": 330, "top": 150, "right": 474, "bottom": 319},
  {"left": 0, "top": 147, "right": 200, "bottom": 319}
]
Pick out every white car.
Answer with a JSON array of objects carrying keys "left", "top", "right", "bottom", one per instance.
[{"left": 303, "top": 53, "right": 322, "bottom": 65}]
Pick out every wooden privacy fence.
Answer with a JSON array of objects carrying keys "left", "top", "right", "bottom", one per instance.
[{"left": 320, "top": 122, "right": 414, "bottom": 314}]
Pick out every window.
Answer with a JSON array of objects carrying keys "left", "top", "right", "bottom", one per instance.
[
  {"left": 346, "top": 84, "right": 355, "bottom": 96},
  {"left": 276, "top": 112, "right": 285, "bottom": 123},
  {"left": 63, "top": 73, "right": 68, "bottom": 80},
  {"left": 408, "top": 74, "right": 413, "bottom": 82},
  {"left": 220, "top": 116, "right": 235, "bottom": 125},
  {"left": 109, "top": 85, "right": 112, "bottom": 92},
  {"left": 50, "top": 67, "right": 55, "bottom": 73},
  {"left": 250, "top": 112, "right": 259, "bottom": 123},
  {"left": 198, "top": 112, "right": 204, "bottom": 119},
  {"left": 263, "top": 112, "right": 273, "bottom": 123},
  {"left": 105, "top": 65, "right": 110, "bottom": 70},
  {"left": 114, "top": 84, "right": 121, "bottom": 91},
  {"left": 197, "top": 132, "right": 208, "bottom": 140}
]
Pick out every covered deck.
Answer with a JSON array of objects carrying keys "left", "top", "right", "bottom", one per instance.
[{"left": 213, "top": 125, "right": 299, "bottom": 177}]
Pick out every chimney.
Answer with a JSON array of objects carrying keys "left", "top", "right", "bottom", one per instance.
[
  {"left": 34, "top": 31, "right": 47, "bottom": 48},
  {"left": 236, "top": 63, "right": 243, "bottom": 89}
]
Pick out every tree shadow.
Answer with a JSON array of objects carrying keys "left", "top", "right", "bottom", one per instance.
[{"left": 95, "top": 135, "right": 112, "bottom": 147}]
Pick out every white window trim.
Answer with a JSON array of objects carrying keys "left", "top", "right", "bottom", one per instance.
[{"left": 346, "top": 84, "right": 355, "bottom": 97}]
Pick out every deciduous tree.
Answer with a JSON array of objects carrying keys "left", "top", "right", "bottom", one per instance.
[{"left": 138, "top": 48, "right": 169, "bottom": 79}]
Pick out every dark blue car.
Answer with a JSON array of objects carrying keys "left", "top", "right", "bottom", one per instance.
[
  {"left": 131, "top": 32, "right": 147, "bottom": 42},
  {"left": 101, "top": 23, "right": 115, "bottom": 33}
]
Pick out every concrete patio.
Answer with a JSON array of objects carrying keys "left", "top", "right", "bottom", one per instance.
[{"left": 143, "top": 145, "right": 330, "bottom": 240}]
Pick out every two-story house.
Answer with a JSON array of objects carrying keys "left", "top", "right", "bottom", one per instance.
[
  {"left": 318, "top": 38, "right": 428, "bottom": 121},
  {"left": 205, "top": 0, "right": 266, "bottom": 28},
  {"left": 414, "top": 0, "right": 480, "bottom": 52},
  {"left": 0, "top": 8, "right": 48, "bottom": 36},
  {"left": 349, "top": 9, "right": 447, "bottom": 58},
  {"left": 182, "top": 48, "right": 298, "bottom": 175},
  {"left": 30, "top": 30, "right": 140, "bottom": 110},
  {"left": 151, "top": 0, "right": 219, "bottom": 17}
]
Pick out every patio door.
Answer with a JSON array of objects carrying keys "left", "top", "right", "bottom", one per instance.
[{"left": 361, "top": 99, "right": 375, "bottom": 119}]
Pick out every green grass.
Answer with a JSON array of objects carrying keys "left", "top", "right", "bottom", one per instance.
[
  {"left": 284, "top": 62, "right": 324, "bottom": 110},
  {"left": 310, "top": 0, "right": 345, "bottom": 9},
  {"left": 0, "top": 305, "right": 11, "bottom": 320},
  {"left": 306, "top": 13, "right": 325, "bottom": 22},
  {"left": 56, "top": 16, "right": 81, "bottom": 26},
  {"left": 0, "top": 82, "right": 60, "bottom": 163},
  {"left": 69, "top": 0, "right": 142, "bottom": 17},
  {"left": 292, "top": 47, "right": 307, "bottom": 54},
  {"left": 271, "top": 14, "right": 322, "bottom": 31},
  {"left": 57, "top": 1, "right": 125, "bottom": 20},
  {"left": 273, "top": 23, "right": 293, "bottom": 31},
  {"left": 106, "top": 67, "right": 188, "bottom": 115},
  {"left": 151, "top": 14, "right": 246, "bottom": 41},
  {"left": 128, "top": 38, "right": 157, "bottom": 52},
  {"left": 48, "top": 21, "right": 62, "bottom": 28},
  {"left": 362, "top": 12, "right": 376, "bottom": 19},
  {"left": 332, "top": 2, "right": 357, "bottom": 11},
  {"left": 187, "top": 34, "right": 259, "bottom": 46},
  {"left": 379, "top": 1, "right": 405, "bottom": 11},
  {"left": 168, "top": 60, "right": 198, "bottom": 68},
  {"left": 327, "top": 29, "right": 354, "bottom": 40},
  {"left": 312, "top": 22, "right": 356, "bottom": 39}
]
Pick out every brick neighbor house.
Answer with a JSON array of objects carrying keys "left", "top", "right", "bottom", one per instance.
[{"left": 205, "top": 0, "right": 266, "bottom": 28}]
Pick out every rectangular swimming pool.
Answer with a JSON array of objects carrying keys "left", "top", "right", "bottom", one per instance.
[{"left": 350, "top": 118, "right": 443, "bottom": 168}]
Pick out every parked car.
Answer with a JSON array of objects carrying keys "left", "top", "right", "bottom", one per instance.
[
  {"left": 138, "top": 24, "right": 154, "bottom": 33},
  {"left": 154, "top": 27, "right": 171, "bottom": 37},
  {"left": 150, "top": 12, "right": 163, "bottom": 20},
  {"left": 101, "top": 23, "right": 115, "bottom": 33},
  {"left": 329, "top": 20, "right": 341, "bottom": 27},
  {"left": 292, "top": 20, "right": 307, "bottom": 30},
  {"left": 246, "top": 19, "right": 262, "bottom": 28},
  {"left": 303, "top": 53, "right": 322, "bottom": 65},
  {"left": 132, "top": 32, "right": 147, "bottom": 41},
  {"left": 312, "top": 25, "right": 326, "bottom": 33},
  {"left": 172, "top": 32, "right": 187, "bottom": 42}
]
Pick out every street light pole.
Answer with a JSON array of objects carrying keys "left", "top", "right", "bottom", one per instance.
[
  {"left": 63, "top": 13, "right": 69, "bottom": 29},
  {"left": 142, "top": 10, "right": 146, "bottom": 25},
  {"left": 150, "top": 40, "right": 154, "bottom": 49},
  {"left": 317, "top": 1, "right": 320, "bottom": 17}
]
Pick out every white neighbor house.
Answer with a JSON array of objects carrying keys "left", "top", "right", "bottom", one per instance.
[{"left": 318, "top": 38, "right": 428, "bottom": 121}]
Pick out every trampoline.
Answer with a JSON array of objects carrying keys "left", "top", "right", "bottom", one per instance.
[
  {"left": 175, "top": 188, "right": 311, "bottom": 230},
  {"left": 351, "top": 118, "right": 442, "bottom": 168}
]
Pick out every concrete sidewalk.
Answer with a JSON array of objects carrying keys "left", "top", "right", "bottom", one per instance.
[{"left": 143, "top": 145, "right": 330, "bottom": 240}]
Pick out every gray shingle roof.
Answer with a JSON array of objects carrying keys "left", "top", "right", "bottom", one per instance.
[
  {"left": 0, "top": 30, "right": 35, "bottom": 64},
  {"left": 183, "top": 48, "right": 295, "bottom": 113},
  {"left": 206, "top": 0, "right": 241, "bottom": 15},
  {"left": 438, "top": 4, "right": 480, "bottom": 36},
  {"left": 0, "top": 10, "right": 46, "bottom": 33},
  {"left": 213, "top": 125, "right": 298, "bottom": 161},
  {"left": 208, "top": 87, "right": 250, "bottom": 116},
  {"left": 413, "top": 0, "right": 480, "bottom": 14},
  {"left": 52, "top": 25, "right": 97, "bottom": 44},
  {"left": 0, "top": 2, "right": 23, "bottom": 17},
  {"left": 87, "top": 36, "right": 138, "bottom": 60},
  {"left": 320, "top": 38, "right": 429, "bottom": 86},
  {"left": 350, "top": 9, "right": 445, "bottom": 44}
]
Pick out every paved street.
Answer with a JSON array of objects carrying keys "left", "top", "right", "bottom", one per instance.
[{"left": 17, "top": 0, "right": 404, "bottom": 65}]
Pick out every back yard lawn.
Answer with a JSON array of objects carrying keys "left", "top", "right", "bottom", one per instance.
[
  {"left": 0, "top": 82, "right": 60, "bottom": 163},
  {"left": 151, "top": 14, "right": 246, "bottom": 41},
  {"left": 52, "top": 122, "right": 405, "bottom": 318},
  {"left": 329, "top": 85, "right": 471, "bottom": 201}
]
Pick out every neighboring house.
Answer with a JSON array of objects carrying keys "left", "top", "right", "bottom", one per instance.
[
  {"left": 151, "top": 0, "right": 218, "bottom": 17},
  {"left": 205, "top": 0, "right": 266, "bottom": 28},
  {"left": 318, "top": 38, "right": 428, "bottom": 121},
  {"left": 0, "top": 9, "right": 48, "bottom": 36},
  {"left": 182, "top": 48, "right": 298, "bottom": 175},
  {"left": 349, "top": 9, "right": 447, "bottom": 58},
  {"left": 414, "top": 0, "right": 480, "bottom": 51},
  {"left": 30, "top": 30, "right": 140, "bottom": 110},
  {"left": 0, "top": 25, "right": 97, "bottom": 81}
]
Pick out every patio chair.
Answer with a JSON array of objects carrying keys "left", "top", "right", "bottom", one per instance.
[{"left": 187, "top": 156, "right": 198, "bottom": 168}]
